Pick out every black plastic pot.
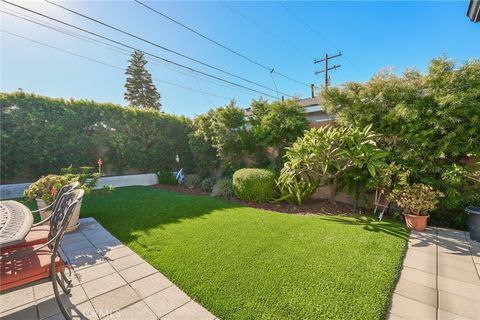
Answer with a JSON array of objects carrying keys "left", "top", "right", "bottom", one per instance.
[{"left": 465, "top": 207, "right": 480, "bottom": 242}]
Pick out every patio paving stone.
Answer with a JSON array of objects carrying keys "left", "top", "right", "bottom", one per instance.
[
  {"left": 36, "top": 285, "right": 89, "bottom": 319},
  {"left": 0, "top": 217, "right": 217, "bottom": 319},
  {"left": 161, "top": 300, "right": 216, "bottom": 320},
  {"left": 118, "top": 262, "right": 158, "bottom": 283},
  {"left": 74, "top": 262, "right": 118, "bottom": 285},
  {"left": 0, "top": 286, "right": 34, "bottom": 311},
  {"left": 102, "top": 301, "right": 157, "bottom": 320},
  {"left": 144, "top": 286, "right": 191, "bottom": 318},
  {"left": 388, "top": 226, "right": 480, "bottom": 320},
  {"left": 81, "top": 273, "right": 127, "bottom": 300},
  {"left": 130, "top": 273, "right": 173, "bottom": 298},
  {"left": 108, "top": 252, "right": 146, "bottom": 271},
  {"left": 90, "top": 285, "right": 140, "bottom": 315},
  {"left": 0, "top": 302, "right": 37, "bottom": 320}
]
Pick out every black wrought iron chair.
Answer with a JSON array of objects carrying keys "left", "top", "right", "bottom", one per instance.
[
  {"left": 0, "top": 189, "right": 84, "bottom": 320},
  {"left": 1, "top": 182, "right": 81, "bottom": 250},
  {"left": 31, "top": 181, "right": 80, "bottom": 227}
]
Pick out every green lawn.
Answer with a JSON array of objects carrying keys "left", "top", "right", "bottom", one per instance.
[{"left": 81, "top": 186, "right": 408, "bottom": 320}]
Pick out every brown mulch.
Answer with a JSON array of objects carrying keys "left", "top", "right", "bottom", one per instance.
[
  {"left": 153, "top": 184, "right": 210, "bottom": 196},
  {"left": 153, "top": 184, "right": 353, "bottom": 216}
]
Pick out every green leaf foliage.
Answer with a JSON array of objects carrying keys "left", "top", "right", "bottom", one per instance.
[
  {"left": 278, "top": 125, "right": 388, "bottom": 204},
  {"left": 232, "top": 168, "right": 277, "bottom": 202},
  {"left": 320, "top": 57, "right": 480, "bottom": 228},
  {"left": 211, "top": 177, "right": 233, "bottom": 198},
  {"left": 124, "top": 50, "right": 161, "bottom": 110},
  {"left": 0, "top": 92, "right": 194, "bottom": 181},
  {"left": 183, "top": 174, "right": 202, "bottom": 189}
]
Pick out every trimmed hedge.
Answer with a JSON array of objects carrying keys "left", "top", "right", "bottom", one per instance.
[
  {"left": 233, "top": 168, "right": 276, "bottom": 202},
  {"left": 0, "top": 92, "right": 195, "bottom": 182}
]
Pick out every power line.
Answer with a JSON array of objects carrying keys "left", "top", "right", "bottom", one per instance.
[
  {"left": 43, "top": 0, "right": 293, "bottom": 98},
  {"left": 276, "top": 1, "right": 340, "bottom": 52},
  {"left": 220, "top": 2, "right": 315, "bottom": 60},
  {"left": 1, "top": 9, "right": 259, "bottom": 100},
  {"left": 2, "top": 1, "right": 280, "bottom": 99},
  {"left": 277, "top": 1, "right": 364, "bottom": 77},
  {"left": 134, "top": 0, "right": 310, "bottom": 88},
  {"left": 0, "top": 29, "right": 249, "bottom": 105}
]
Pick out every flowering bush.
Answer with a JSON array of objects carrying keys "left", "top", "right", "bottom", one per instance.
[
  {"left": 23, "top": 175, "right": 74, "bottom": 204},
  {"left": 388, "top": 183, "right": 444, "bottom": 216}
]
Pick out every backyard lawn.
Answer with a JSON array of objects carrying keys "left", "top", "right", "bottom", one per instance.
[{"left": 81, "top": 186, "right": 409, "bottom": 320}]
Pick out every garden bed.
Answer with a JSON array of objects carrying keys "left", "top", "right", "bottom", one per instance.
[{"left": 154, "top": 183, "right": 353, "bottom": 216}]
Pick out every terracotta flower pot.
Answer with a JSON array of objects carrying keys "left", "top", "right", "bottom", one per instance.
[
  {"left": 36, "top": 197, "right": 82, "bottom": 233},
  {"left": 403, "top": 213, "right": 429, "bottom": 231}
]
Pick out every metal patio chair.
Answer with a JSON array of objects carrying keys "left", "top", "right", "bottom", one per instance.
[
  {"left": 3, "top": 182, "right": 80, "bottom": 249},
  {"left": 0, "top": 189, "right": 84, "bottom": 320}
]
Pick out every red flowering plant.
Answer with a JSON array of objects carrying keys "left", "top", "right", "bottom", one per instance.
[{"left": 24, "top": 175, "right": 73, "bottom": 205}]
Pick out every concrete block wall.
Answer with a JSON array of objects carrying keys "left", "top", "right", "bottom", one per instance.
[{"left": 0, "top": 173, "right": 158, "bottom": 200}]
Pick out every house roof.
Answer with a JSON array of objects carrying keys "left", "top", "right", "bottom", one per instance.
[
  {"left": 297, "top": 97, "right": 321, "bottom": 107},
  {"left": 467, "top": 0, "right": 480, "bottom": 22}
]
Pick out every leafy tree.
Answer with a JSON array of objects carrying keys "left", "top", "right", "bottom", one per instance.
[
  {"left": 190, "top": 101, "right": 251, "bottom": 175},
  {"left": 278, "top": 125, "right": 388, "bottom": 204},
  {"left": 124, "top": 50, "right": 161, "bottom": 111},
  {"left": 249, "top": 98, "right": 309, "bottom": 167},
  {"left": 320, "top": 57, "right": 480, "bottom": 226}
]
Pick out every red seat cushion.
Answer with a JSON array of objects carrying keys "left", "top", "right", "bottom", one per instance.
[
  {"left": 0, "top": 244, "right": 65, "bottom": 291},
  {"left": 4, "top": 225, "right": 50, "bottom": 249}
]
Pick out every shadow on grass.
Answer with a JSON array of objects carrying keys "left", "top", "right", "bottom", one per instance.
[
  {"left": 80, "top": 186, "right": 244, "bottom": 247},
  {"left": 320, "top": 215, "right": 410, "bottom": 241}
]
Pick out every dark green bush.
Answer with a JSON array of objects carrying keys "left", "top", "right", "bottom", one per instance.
[
  {"left": 200, "top": 177, "right": 218, "bottom": 192},
  {"left": 233, "top": 168, "right": 276, "bottom": 202},
  {"left": 0, "top": 92, "right": 195, "bottom": 182},
  {"left": 157, "top": 170, "right": 177, "bottom": 185},
  {"left": 184, "top": 174, "right": 201, "bottom": 189},
  {"left": 212, "top": 178, "right": 233, "bottom": 198}
]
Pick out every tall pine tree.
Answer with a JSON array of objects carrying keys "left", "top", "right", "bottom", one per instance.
[{"left": 124, "top": 50, "right": 161, "bottom": 110}]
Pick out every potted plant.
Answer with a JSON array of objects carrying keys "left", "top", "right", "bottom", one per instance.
[
  {"left": 24, "top": 166, "right": 100, "bottom": 232},
  {"left": 388, "top": 183, "right": 444, "bottom": 231}
]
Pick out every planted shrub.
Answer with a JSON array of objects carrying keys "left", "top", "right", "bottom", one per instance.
[
  {"left": 233, "top": 168, "right": 276, "bottom": 202},
  {"left": 212, "top": 178, "right": 233, "bottom": 198},
  {"left": 200, "top": 177, "right": 218, "bottom": 192},
  {"left": 157, "top": 169, "right": 177, "bottom": 185},
  {"left": 184, "top": 174, "right": 201, "bottom": 189},
  {"left": 24, "top": 175, "right": 74, "bottom": 204}
]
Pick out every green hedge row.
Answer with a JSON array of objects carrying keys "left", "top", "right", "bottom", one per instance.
[{"left": 0, "top": 92, "right": 194, "bottom": 182}]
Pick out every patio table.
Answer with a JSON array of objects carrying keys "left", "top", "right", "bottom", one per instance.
[{"left": 0, "top": 200, "right": 33, "bottom": 247}]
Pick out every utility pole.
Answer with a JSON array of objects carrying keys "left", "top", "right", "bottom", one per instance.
[{"left": 314, "top": 52, "right": 341, "bottom": 89}]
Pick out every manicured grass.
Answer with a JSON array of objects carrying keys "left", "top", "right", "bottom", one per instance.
[{"left": 81, "top": 186, "right": 408, "bottom": 320}]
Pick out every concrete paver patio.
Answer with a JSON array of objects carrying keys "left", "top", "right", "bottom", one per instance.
[
  {"left": 388, "top": 227, "right": 480, "bottom": 320},
  {"left": 0, "top": 218, "right": 217, "bottom": 320}
]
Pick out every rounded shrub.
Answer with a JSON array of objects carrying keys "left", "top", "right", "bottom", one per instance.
[
  {"left": 211, "top": 178, "right": 233, "bottom": 198},
  {"left": 200, "top": 177, "right": 218, "bottom": 192},
  {"left": 184, "top": 174, "right": 201, "bottom": 189},
  {"left": 233, "top": 168, "right": 276, "bottom": 202}
]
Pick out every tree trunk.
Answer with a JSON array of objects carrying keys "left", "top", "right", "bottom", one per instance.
[{"left": 329, "top": 176, "right": 337, "bottom": 203}]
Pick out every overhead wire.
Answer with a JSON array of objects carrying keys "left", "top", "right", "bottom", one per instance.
[
  {"left": 134, "top": 0, "right": 311, "bottom": 88},
  {"left": 0, "top": 29, "right": 249, "bottom": 105},
  {"left": 43, "top": 0, "right": 294, "bottom": 98},
  {"left": 221, "top": 2, "right": 315, "bottom": 61},
  {"left": 1, "top": 8, "right": 257, "bottom": 100},
  {"left": 2, "top": 0, "right": 280, "bottom": 99},
  {"left": 276, "top": 0, "right": 364, "bottom": 77}
]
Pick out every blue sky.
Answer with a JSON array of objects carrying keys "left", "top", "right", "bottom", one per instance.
[{"left": 1, "top": 1, "right": 479, "bottom": 117}]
